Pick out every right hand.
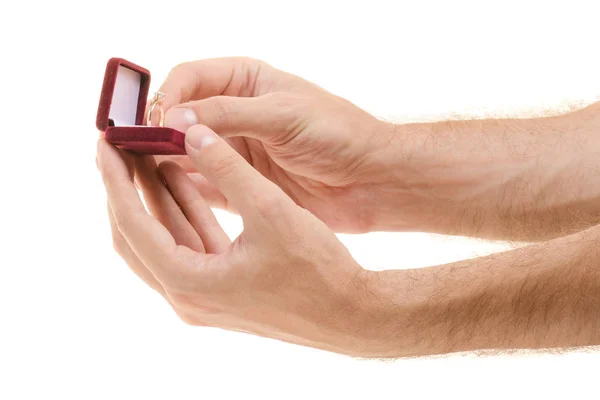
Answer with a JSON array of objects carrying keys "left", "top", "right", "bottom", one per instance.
[{"left": 156, "top": 57, "right": 398, "bottom": 233}]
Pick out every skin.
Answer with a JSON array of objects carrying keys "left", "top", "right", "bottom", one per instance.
[
  {"left": 100, "top": 132, "right": 373, "bottom": 356},
  {"left": 374, "top": 101, "right": 600, "bottom": 241},
  {"left": 158, "top": 58, "right": 600, "bottom": 241},
  {"left": 156, "top": 57, "right": 394, "bottom": 233},
  {"left": 99, "top": 57, "right": 600, "bottom": 357},
  {"left": 369, "top": 226, "right": 600, "bottom": 357}
]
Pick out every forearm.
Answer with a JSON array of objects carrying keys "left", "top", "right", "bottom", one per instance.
[
  {"left": 368, "top": 101, "right": 600, "bottom": 240},
  {"left": 358, "top": 224, "right": 600, "bottom": 358}
]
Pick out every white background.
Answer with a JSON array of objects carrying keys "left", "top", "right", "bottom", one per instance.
[{"left": 1, "top": 0, "right": 599, "bottom": 398}]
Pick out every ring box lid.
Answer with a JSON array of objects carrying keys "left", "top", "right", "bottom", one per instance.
[{"left": 96, "top": 58, "right": 151, "bottom": 132}]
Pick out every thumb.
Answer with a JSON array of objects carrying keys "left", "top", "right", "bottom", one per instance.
[
  {"left": 166, "top": 94, "right": 299, "bottom": 142},
  {"left": 184, "top": 125, "right": 293, "bottom": 220}
]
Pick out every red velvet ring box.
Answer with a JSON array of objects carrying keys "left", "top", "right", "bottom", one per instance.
[{"left": 96, "top": 58, "right": 186, "bottom": 155}]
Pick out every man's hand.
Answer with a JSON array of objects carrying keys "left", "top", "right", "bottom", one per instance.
[
  {"left": 154, "top": 57, "right": 396, "bottom": 233},
  {"left": 98, "top": 126, "right": 378, "bottom": 357},
  {"left": 154, "top": 57, "right": 600, "bottom": 240}
]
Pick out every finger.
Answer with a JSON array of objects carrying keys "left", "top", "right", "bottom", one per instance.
[
  {"left": 141, "top": 159, "right": 236, "bottom": 212},
  {"left": 158, "top": 57, "right": 269, "bottom": 110},
  {"left": 158, "top": 161, "right": 231, "bottom": 253},
  {"left": 154, "top": 137, "right": 252, "bottom": 172},
  {"left": 115, "top": 149, "right": 141, "bottom": 191},
  {"left": 153, "top": 155, "right": 197, "bottom": 173},
  {"left": 164, "top": 94, "right": 299, "bottom": 143},
  {"left": 107, "top": 201, "right": 166, "bottom": 296},
  {"left": 134, "top": 155, "right": 206, "bottom": 253},
  {"left": 183, "top": 125, "right": 295, "bottom": 222},
  {"left": 187, "top": 173, "right": 236, "bottom": 214},
  {"left": 98, "top": 138, "right": 179, "bottom": 278}
]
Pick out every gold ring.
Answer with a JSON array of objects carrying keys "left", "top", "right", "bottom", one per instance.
[{"left": 147, "top": 92, "right": 165, "bottom": 127}]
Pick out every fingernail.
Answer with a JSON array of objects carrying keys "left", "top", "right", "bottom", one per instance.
[
  {"left": 186, "top": 125, "right": 218, "bottom": 150},
  {"left": 165, "top": 107, "right": 197, "bottom": 132}
]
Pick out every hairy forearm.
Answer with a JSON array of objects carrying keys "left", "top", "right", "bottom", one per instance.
[
  {"left": 369, "top": 101, "right": 600, "bottom": 240},
  {"left": 358, "top": 224, "right": 600, "bottom": 358}
]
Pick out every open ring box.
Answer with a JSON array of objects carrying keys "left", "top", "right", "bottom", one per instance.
[{"left": 96, "top": 58, "right": 186, "bottom": 154}]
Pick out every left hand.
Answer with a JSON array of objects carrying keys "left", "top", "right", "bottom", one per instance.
[{"left": 98, "top": 124, "right": 381, "bottom": 357}]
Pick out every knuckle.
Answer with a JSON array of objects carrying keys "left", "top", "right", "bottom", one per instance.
[
  {"left": 211, "top": 153, "right": 240, "bottom": 179},
  {"left": 178, "top": 196, "right": 202, "bottom": 213},
  {"left": 111, "top": 234, "right": 127, "bottom": 255},
  {"left": 232, "top": 57, "right": 271, "bottom": 96},
  {"left": 265, "top": 92, "right": 302, "bottom": 114},
  {"left": 113, "top": 211, "right": 147, "bottom": 239},
  {"left": 210, "top": 96, "right": 234, "bottom": 126},
  {"left": 168, "top": 61, "right": 194, "bottom": 77},
  {"left": 234, "top": 56, "right": 263, "bottom": 68},
  {"left": 113, "top": 211, "right": 135, "bottom": 232},
  {"left": 263, "top": 92, "right": 309, "bottom": 132},
  {"left": 253, "top": 193, "right": 289, "bottom": 220}
]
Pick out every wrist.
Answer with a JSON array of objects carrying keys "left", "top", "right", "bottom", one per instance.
[
  {"left": 355, "top": 225, "right": 600, "bottom": 358},
  {"left": 360, "top": 120, "right": 444, "bottom": 232},
  {"left": 346, "top": 268, "right": 433, "bottom": 358}
]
